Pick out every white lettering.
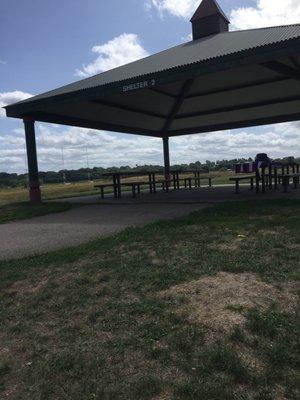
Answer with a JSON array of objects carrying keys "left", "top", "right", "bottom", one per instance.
[{"left": 122, "top": 79, "right": 156, "bottom": 92}]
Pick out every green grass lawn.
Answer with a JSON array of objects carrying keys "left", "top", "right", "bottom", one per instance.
[
  {"left": 0, "top": 199, "right": 299, "bottom": 399},
  {"left": 0, "top": 202, "right": 75, "bottom": 224},
  {"left": 0, "top": 182, "right": 98, "bottom": 206}
]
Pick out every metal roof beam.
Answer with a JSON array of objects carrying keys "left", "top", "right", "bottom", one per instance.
[
  {"left": 261, "top": 61, "right": 300, "bottom": 81},
  {"left": 93, "top": 99, "right": 166, "bottom": 120},
  {"left": 290, "top": 56, "right": 300, "bottom": 69},
  {"left": 175, "top": 95, "right": 300, "bottom": 120},
  {"left": 161, "top": 78, "right": 194, "bottom": 134}
]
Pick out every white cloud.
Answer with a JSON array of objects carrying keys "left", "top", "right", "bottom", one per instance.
[
  {"left": 146, "top": 0, "right": 300, "bottom": 30},
  {"left": 145, "top": 0, "right": 198, "bottom": 18},
  {"left": 0, "top": 60, "right": 6, "bottom": 65},
  {"left": 181, "top": 33, "right": 193, "bottom": 42},
  {"left": 171, "top": 122, "right": 300, "bottom": 163},
  {"left": 0, "top": 91, "right": 33, "bottom": 118},
  {"left": 75, "top": 33, "right": 149, "bottom": 78},
  {"left": 0, "top": 124, "right": 162, "bottom": 173},
  {"left": 230, "top": 0, "right": 300, "bottom": 30}
]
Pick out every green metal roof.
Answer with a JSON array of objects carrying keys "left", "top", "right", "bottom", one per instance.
[
  {"left": 4, "top": 23, "right": 300, "bottom": 138},
  {"left": 5, "top": 24, "right": 300, "bottom": 112}
]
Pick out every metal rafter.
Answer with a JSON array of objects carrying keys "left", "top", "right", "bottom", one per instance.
[
  {"left": 161, "top": 78, "right": 194, "bottom": 134},
  {"left": 261, "top": 61, "right": 300, "bottom": 81},
  {"left": 290, "top": 56, "right": 300, "bottom": 69}
]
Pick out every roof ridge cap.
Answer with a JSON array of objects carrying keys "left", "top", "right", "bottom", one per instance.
[
  {"left": 231, "top": 22, "right": 300, "bottom": 34},
  {"left": 188, "top": 23, "right": 300, "bottom": 41}
]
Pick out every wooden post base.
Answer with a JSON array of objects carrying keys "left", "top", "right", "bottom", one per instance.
[{"left": 29, "top": 183, "right": 42, "bottom": 203}]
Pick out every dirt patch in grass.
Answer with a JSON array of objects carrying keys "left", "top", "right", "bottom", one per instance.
[
  {"left": 238, "top": 346, "right": 265, "bottom": 374},
  {"left": 152, "top": 392, "right": 173, "bottom": 400},
  {"left": 248, "top": 214, "right": 277, "bottom": 220},
  {"left": 258, "top": 226, "right": 288, "bottom": 236},
  {"left": 161, "top": 272, "right": 297, "bottom": 333},
  {"left": 286, "top": 243, "right": 300, "bottom": 250},
  {"left": 213, "top": 237, "right": 245, "bottom": 251},
  {"left": 6, "top": 278, "right": 49, "bottom": 295}
]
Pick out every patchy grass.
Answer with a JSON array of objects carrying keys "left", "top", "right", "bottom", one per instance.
[
  {"left": 0, "top": 201, "right": 75, "bottom": 224},
  {"left": 160, "top": 271, "right": 296, "bottom": 333},
  {"left": 0, "top": 199, "right": 299, "bottom": 399}
]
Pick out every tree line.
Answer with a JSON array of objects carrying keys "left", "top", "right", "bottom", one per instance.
[{"left": 1, "top": 156, "right": 299, "bottom": 188}]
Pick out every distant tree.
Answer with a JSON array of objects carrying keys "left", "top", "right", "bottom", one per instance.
[{"left": 1, "top": 156, "right": 299, "bottom": 188}]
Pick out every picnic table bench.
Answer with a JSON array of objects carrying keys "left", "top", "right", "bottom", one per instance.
[
  {"left": 184, "top": 176, "right": 213, "bottom": 189},
  {"left": 94, "top": 183, "right": 117, "bottom": 199},
  {"left": 122, "top": 181, "right": 150, "bottom": 197},
  {"left": 278, "top": 173, "right": 300, "bottom": 192},
  {"left": 95, "top": 179, "right": 169, "bottom": 198},
  {"left": 229, "top": 175, "right": 255, "bottom": 194},
  {"left": 95, "top": 181, "right": 150, "bottom": 198}
]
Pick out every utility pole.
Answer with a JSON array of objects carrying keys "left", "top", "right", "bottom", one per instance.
[
  {"left": 61, "top": 147, "right": 67, "bottom": 184},
  {"left": 86, "top": 147, "right": 92, "bottom": 181}
]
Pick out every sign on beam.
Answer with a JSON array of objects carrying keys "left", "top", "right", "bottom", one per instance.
[{"left": 123, "top": 79, "right": 156, "bottom": 92}]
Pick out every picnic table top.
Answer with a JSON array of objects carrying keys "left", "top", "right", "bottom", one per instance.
[
  {"left": 101, "top": 169, "right": 207, "bottom": 178},
  {"left": 278, "top": 172, "right": 300, "bottom": 177},
  {"left": 101, "top": 171, "right": 155, "bottom": 177},
  {"left": 229, "top": 175, "right": 255, "bottom": 180},
  {"left": 234, "top": 161, "right": 299, "bottom": 167}
]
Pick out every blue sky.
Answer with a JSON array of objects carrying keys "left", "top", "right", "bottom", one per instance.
[{"left": 1, "top": 0, "right": 300, "bottom": 172}]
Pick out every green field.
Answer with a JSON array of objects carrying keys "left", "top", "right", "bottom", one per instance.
[
  {"left": 0, "top": 199, "right": 299, "bottom": 399},
  {"left": 0, "top": 181, "right": 97, "bottom": 206}
]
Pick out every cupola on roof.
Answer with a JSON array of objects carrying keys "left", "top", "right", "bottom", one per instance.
[{"left": 191, "top": 0, "right": 230, "bottom": 40}]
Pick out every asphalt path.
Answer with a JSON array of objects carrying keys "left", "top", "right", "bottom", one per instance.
[{"left": 0, "top": 203, "right": 207, "bottom": 260}]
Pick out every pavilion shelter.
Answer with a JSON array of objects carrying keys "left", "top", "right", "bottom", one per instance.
[{"left": 5, "top": 0, "right": 300, "bottom": 202}]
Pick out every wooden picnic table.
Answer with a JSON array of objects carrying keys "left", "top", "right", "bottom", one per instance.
[
  {"left": 101, "top": 170, "right": 173, "bottom": 197},
  {"left": 232, "top": 162, "right": 300, "bottom": 194},
  {"left": 97, "top": 169, "right": 212, "bottom": 198}
]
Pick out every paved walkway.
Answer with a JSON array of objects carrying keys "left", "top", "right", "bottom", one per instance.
[
  {"left": 0, "top": 203, "right": 207, "bottom": 261},
  {"left": 1, "top": 186, "right": 299, "bottom": 261}
]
